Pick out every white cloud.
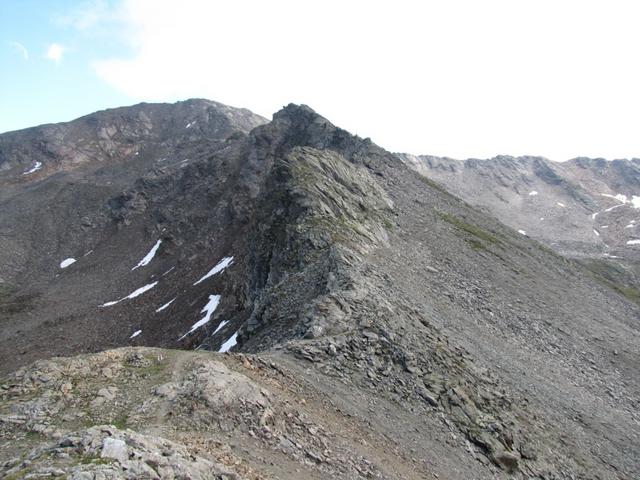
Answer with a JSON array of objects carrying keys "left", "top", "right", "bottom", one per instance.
[
  {"left": 54, "top": 0, "right": 120, "bottom": 31},
  {"left": 85, "top": 0, "right": 640, "bottom": 160},
  {"left": 56, "top": 0, "right": 105, "bottom": 30},
  {"left": 9, "top": 41, "right": 29, "bottom": 60},
  {"left": 45, "top": 43, "right": 65, "bottom": 64}
]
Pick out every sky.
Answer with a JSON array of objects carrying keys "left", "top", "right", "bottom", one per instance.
[{"left": 1, "top": 0, "right": 640, "bottom": 161}]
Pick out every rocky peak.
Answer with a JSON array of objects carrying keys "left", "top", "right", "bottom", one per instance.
[{"left": 0, "top": 99, "right": 267, "bottom": 181}]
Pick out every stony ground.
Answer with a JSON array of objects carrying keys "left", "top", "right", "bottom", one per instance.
[{"left": 1, "top": 347, "right": 441, "bottom": 479}]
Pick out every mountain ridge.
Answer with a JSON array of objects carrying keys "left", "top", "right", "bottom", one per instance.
[{"left": 1, "top": 100, "right": 638, "bottom": 479}]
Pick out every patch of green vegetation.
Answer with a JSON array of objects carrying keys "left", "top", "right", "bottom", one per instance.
[
  {"left": 416, "top": 174, "right": 451, "bottom": 195},
  {"left": 111, "top": 414, "right": 129, "bottom": 430},
  {"left": 591, "top": 275, "right": 640, "bottom": 303},
  {"left": 80, "top": 454, "right": 113, "bottom": 465},
  {"left": 381, "top": 216, "right": 395, "bottom": 231},
  {"left": 25, "top": 430, "right": 43, "bottom": 440},
  {"left": 611, "top": 284, "right": 640, "bottom": 303},
  {"left": 3, "top": 467, "right": 33, "bottom": 480},
  {"left": 466, "top": 238, "right": 486, "bottom": 251},
  {"left": 437, "top": 212, "right": 502, "bottom": 249},
  {"left": 581, "top": 258, "right": 640, "bottom": 303},
  {"left": 140, "top": 360, "right": 167, "bottom": 377}
]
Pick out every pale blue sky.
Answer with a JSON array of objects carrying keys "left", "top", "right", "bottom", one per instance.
[
  {"left": 1, "top": 1, "right": 639, "bottom": 160},
  {"left": 0, "top": 0, "right": 131, "bottom": 133}
]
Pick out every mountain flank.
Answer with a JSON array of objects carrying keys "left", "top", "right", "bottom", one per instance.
[{"left": 0, "top": 101, "right": 638, "bottom": 479}]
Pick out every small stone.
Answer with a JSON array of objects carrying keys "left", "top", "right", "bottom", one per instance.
[
  {"left": 405, "top": 365, "right": 422, "bottom": 375},
  {"left": 36, "top": 467, "right": 66, "bottom": 477},
  {"left": 418, "top": 388, "right": 438, "bottom": 407},
  {"left": 101, "top": 437, "right": 128, "bottom": 463},
  {"left": 154, "top": 384, "right": 176, "bottom": 399},
  {"left": 519, "top": 442, "right": 537, "bottom": 460},
  {"left": 305, "top": 450, "right": 323, "bottom": 463},
  {"left": 259, "top": 408, "right": 274, "bottom": 427},
  {"left": 59, "top": 437, "right": 75, "bottom": 447},
  {"left": 493, "top": 450, "right": 519, "bottom": 472},
  {"left": 304, "top": 325, "right": 324, "bottom": 339},
  {"left": 362, "top": 331, "right": 379, "bottom": 342}
]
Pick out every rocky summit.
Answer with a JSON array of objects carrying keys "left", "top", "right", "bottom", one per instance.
[{"left": 0, "top": 100, "right": 638, "bottom": 479}]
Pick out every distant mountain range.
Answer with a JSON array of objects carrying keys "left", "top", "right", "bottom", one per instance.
[{"left": 397, "top": 152, "right": 640, "bottom": 295}]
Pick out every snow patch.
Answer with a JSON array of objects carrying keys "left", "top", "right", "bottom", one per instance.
[
  {"left": 162, "top": 266, "right": 175, "bottom": 276},
  {"left": 156, "top": 298, "right": 176, "bottom": 312},
  {"left": 601, "top": 193, "right": 628, "bottom": 203},
  {"left": 100, "top": 281, "right": 158, "bottom": 307},
  {"left": 591, "top": 212, "right": 598, "bottom": 220},
  {"left": 178, "top": 294, "right": 221, "bottom": 340},
  {"left": 212, "top": 320, "right": 229, "bottom": 335},
  {"left": 127, "top": 282, "right": 158, "bottom": 299},
  {"left": 556, "top": 202, "right": 565, "bottom": 208},
  {"left": 604, "top": 204, "right": 625, "bottom": 213},
  {"left": 528, "top": 191, "right": 538, "bottom": 196},
  {"left": 539, "top": 217, "right": 544, "bottom": 221},
  {"left": 22, "top": 161, "right": 42, "bottom": 175},
  {"left": 600, "top": 193, "right": 640, "bottom": 209},
  {"left": 627, "top": 240, "right": 640, "bottom": 245},
  {"left": 219, "top": 332, "right": 238, "bottom": 352},
  {"left": 130, "top": 330, "right": 142, "bottom": 338},
  {"left": 625, "top": 223, "right": 635, "bottom": 229},
  {"left": 60, "top": 258, "right": 76, "bottom": 269},
  {"left": 194, "top": 256, "right": 234, "bottom": 285},
  {"left": 593, "top": 229, "right": 600, "bottom": 236},
  {"left": 518, "top": 230, "right": 527, "bottom": 235},
  {"left": 132, "top": 240, "right": 162, "bottom": 270}
]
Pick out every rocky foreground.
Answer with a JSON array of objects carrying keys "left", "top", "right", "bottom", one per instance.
[{"left": 1, "top": 347, "right": 442, "bottom": 479}]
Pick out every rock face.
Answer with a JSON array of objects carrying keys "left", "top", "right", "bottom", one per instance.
[{"left": 0, "top": 100, "right": 639, "bottom": 479}]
